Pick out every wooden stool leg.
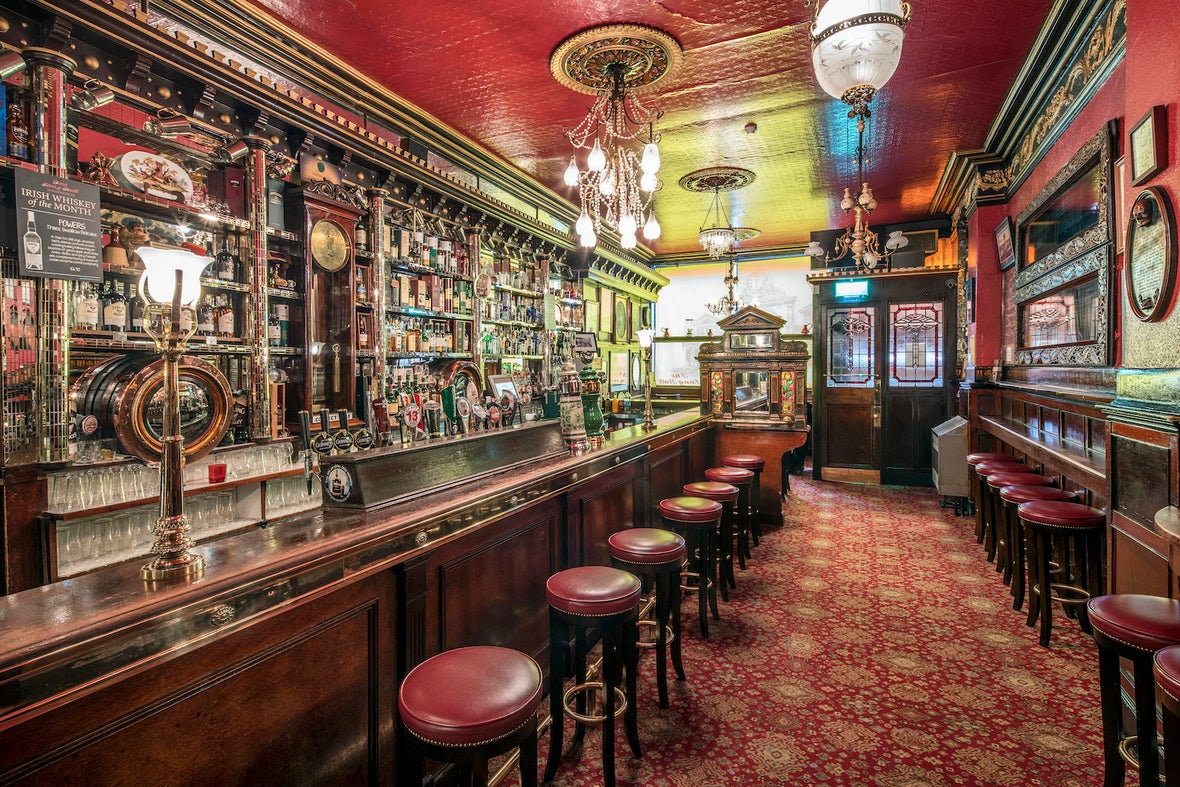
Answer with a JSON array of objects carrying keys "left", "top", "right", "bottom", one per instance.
[
  {"left": 670, "top": 566, "right": 685, "bottom": 680},
  {"left": 975, "top": 471, "right": 988, "bottom": 544},
  {"left": 985, "top": 488, "right": 1000, "bottom": 562},
  {"left": 1097, "top": 642, "right": 1127, "bottom": 787},
  {"left": 1025, "top": 526, "right": 1041, "bottom": 628},
  {"left": 544, "top": 611, "right": 566, "bottom": 783},
  {"left": 602, "top": 624, "right": 617, "bottom": 787},
  {"left": 1037, "top": 529, "right": 1054, "bottom": 647},
  {"left": 472, "top": 758, "right": 489, "bottom": 786},
  {"left": 1136, "top": 653, "right": 1163, "bottom": 787},
  {"left": 623, "top": 616, "right": 642, "bottom": 759},
  {"left": 571, "top": 627, "right": 588, "bottom": 744},
  {"left": 1164, "top": 696, "right": 1180, "bottom": 787},
  {"left": 695, "top": 530, "right": 709, "bottom": 638},
  {"left": 750, "top": 471, "right": 762, "bottom": 546},
  {"left": 654, "top": 570, "right": 671, "bottom": 708},
  {"left": 731, "top": 499, "right": 746, "bottom": 574},
  {"left": 520, "top": 723, "right": 538, "bottom": 787},
  {"left": 1012, "top": 518, "right": 1027, "bottom": 611},
  {"left": 705, "top": 525, "right": 720, "bottom": 622},
  {"left": 739, "top": 484, "right": 752, "bottom": 561}
]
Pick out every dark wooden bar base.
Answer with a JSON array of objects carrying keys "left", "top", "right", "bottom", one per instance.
[
  {"left": 714, "top": 424, "right": 807, "bottom": 526},
  {"left": 0, "top": 412, "right": 713, "bottom": 785}
]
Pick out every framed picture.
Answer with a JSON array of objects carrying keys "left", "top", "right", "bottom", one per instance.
[
  {"left": 964, "top": 276, "right": 975, "bottom": 324},
  {"left": 598, "top": 289, "right": 613, "bottom": 333},
  {"left": 1130, "top": 105, "right": 1167, "bottom": 187},
  {"left": 613, "top": 297, "right": 630, "bottom": 343},
  {"left": 585, "top": 300, "right": 600, "bottom": 335},
  {"left": 609, "top": 350, "right": 628, "bottom": 388},
  {"left": 994, "top": 216, "right": 1016, "bottom": 270},
  {"left": 1114, "top": 155, "right": 1127, "bottom": 254},
  {"left": 1125, "top": 186, "right": 1177, "bottom": 322},
  {"left": 629, "top": 353, "right": 642, "bottom": 391}
]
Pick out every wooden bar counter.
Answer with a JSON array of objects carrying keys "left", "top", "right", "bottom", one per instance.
[{"left": 0, "top": 411, "right": 713, "bottom": 785}]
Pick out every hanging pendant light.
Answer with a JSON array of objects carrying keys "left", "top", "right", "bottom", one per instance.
[{"left": 809, "top": 0, "right": 912, "bottom": 117}]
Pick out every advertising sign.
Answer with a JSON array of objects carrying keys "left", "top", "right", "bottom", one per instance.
[{"left": 14, "top": 169, "right": 102, "bottom": 281}]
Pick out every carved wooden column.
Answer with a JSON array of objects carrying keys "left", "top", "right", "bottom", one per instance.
[
  {"left": 242, "top": 137, "right": 273, "bottom": 441},
  {"left": 365, "top": 188, "right": 388, "bottom": 401}
]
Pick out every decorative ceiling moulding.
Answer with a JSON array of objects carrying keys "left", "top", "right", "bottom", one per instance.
[
  {"left": 651, "top": 242, "right": 813, "bottom": 268},
  {"left": 549, "top": 23, "right": 684, "bottom": 96},
  {"left": 678, "top": 167, "right": 758, "bottom": 194},
  {"left": 140, "top": 0, "right": 586, "bottom": 233},
  {"left": 930, "top": 0, "right": 1126, "bottom": 215}
]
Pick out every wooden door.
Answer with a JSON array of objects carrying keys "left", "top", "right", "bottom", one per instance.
[
  {"left": 814, "top": 271, "right": 955, "bottom": 484},
  {"left": 820, "top": 304, "right": 878, "bottom": 481}
]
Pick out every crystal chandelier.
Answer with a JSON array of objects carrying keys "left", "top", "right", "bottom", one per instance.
[
  {"left": 804, "top": 112, "right": 909, "bottom": 270},
  {"left": 698, "top": 186, "right": 737, "bottom": 260},
  {"left": 551, "top": 25, "right": 683, "bottom": 251},
  {"left": 806, "top": 0, "right": 912, "bottom": 118},
  {"left": 706, "top": 255, "right": 743, "bottom": 316}
]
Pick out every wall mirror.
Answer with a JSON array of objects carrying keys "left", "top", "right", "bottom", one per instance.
[
  {"left": 1125, "top": 186, "right": 1177, "bottom": 322},
  {"left": 733, "top": 370, "right": 769, "bottom": 413},
  {"left": 729, "top": 332, "right": 774, "bottom": 350},
  {"left": 1014, "top": 129, "right": 1112, "bottom": 366}
]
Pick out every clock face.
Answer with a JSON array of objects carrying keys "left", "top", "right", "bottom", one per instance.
[{"left": 310, "top": 219, "right": 350, "bottom": 272}]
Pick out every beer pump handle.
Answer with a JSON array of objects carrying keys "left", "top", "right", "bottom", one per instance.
[
  {"left": 373, "top": 399, "right": 390, "bottom": 440},
  {"left": 336, "top": 409, "right": 350, "bottom": 433},
  {"left": 297, "top": 410, "right": 314, "bottom": 495},
  {"left": 318, "top": 408, "right": 331, "bottom": 435}
]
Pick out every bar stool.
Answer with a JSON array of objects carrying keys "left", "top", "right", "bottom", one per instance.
[
  {"left": 704, "top": 466, "right": 754, "bottom": 564},
  {"left": 721, "top": 454, "right": 765, "bottom": 545},
  {"left": 658, "top": 496, "right": 723, "bottom": 638},
  {"left": 984, "top": 471, "right": 1052, "bottom": 566},
  {"left": 544, "top": 565, "right": 642, "bottom": 787},
  {"left": 683, "top": 481, "right": 740, "bottom": 600},
  {"left": 999, "top": 484, "right": 1077, "bottom": 611},
  {"left": 1019, "top": 499, "right": 1105, "bottom": 647},
  {"left": 1088, "top": 595, "right": 1180, "bottom": 787},
  {"left": 398, "top": 645, "right": 543, "bottom": 786},
  {"left": 973, "top": 459, "right": 1028, "bottom": 549},
  {"left": 608, "top": 527, "right": 687, "bottom": 709},
  {"left": 1154, "top": 644, "right": 1180, "bottom": 787},
  {"left": 967, "top": 451, "right": 1014, "bottom": 518}
]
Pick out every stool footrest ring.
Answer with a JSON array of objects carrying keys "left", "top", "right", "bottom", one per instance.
[
  {"left": 636, "top": 618, "right": 675, "bottom": 650},
  {"left": 562, "top": 681, "right": 627, "bottom": 725},
  {"left": 1047, "top": 582, "right": 1091, "bottom": 605}
]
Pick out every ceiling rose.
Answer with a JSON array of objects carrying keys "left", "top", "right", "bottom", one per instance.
[
  {"left": 550, "top": 23, "right": 684, "bottom": 96},
  {"left": 678, "top": 166, "right": 757, "bottom": 193}
]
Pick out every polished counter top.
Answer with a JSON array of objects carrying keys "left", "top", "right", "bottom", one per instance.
[{"left": 0, "top": 410, "right": 711, "bottom": 718}]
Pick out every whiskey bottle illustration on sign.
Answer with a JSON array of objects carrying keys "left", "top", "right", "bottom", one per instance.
[{"left": 23, "top": 212, "right": 43, "bottom": 271}]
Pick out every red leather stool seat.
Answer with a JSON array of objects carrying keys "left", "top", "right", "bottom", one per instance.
[
  {"left": 985, "top": 472, "right": 1051, "bottom": 489},
  {"left": 1156, "top": 645, "right": 1180, "bottom": 701},
  {"left": 546, "top": 565, "right": 642, "bottom": 617},
  {"left": 1088, "top": 594, "right": 1180, "bottom": 653},
  {"left": 721, "top": 454, "right": 765, "bottom": 471},
  {"left": 1000, "top": 485, "right": 1076, "bottom": 505},
  {"left": 968, "top": 452, "right": 1012, "bottom": 465},
  {"left": 704, "top": 466, "right": 754, "bottom": 485},
  {"left": 975, "top": 460, "right": 1028, "bottom": 476},
  {"left": 1018, "top": 500, "right": 1105, "bottom": 530},
  {"left": 608, "top": 528, "right": 686, "bottom": 565},
  {"left": 683, "top": 481, "right": 738, "bottom": 503},
  {"left": 399, "top": 646, "right": 543, "bottom": 747},
  {"left": 658, "top": 495, "right": 723, "bottom": 523}
]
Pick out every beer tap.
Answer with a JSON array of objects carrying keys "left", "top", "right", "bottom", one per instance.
[
  {"left": 297, "top": 410, "right": 319, "bottom": 495},
  {"left": 333, "top": 409, "right": 354, "bottom": 453}
]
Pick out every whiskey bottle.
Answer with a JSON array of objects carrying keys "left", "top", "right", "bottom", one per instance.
[
  {"left": 197, "top": 295, "right": 216, "bottom": 336},
  {"left": 127, "top": 282, "right": 145, "bottom": 332},
  {"left": 22, "top": 212, "right": 43, "bottom": 271},
  {"left": 102, "top": 279, "right": 127, "bottom": 331},
  {"left": 7, "top": 98, "right": 30, "bottom": 161},
  {"left": 215, "top": 295, "right": 236, "bottom": 338},
  {"left": 268, "top": 309, "right": 282, "bottom": 347},
  {"left": 215, "top": 237, "right": 237, "bottom": 281},
  {"left": 73, "top": 282, "right": 101, "bottom": 330}
]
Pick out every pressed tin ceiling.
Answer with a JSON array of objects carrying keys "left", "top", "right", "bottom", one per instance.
[{"left": 245, "top": 0, "right": 1053, "bottom": 258}]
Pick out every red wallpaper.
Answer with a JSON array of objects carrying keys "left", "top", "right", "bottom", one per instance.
[{"left": 967, "top": 203, "right": 1007, "bottom": 367}]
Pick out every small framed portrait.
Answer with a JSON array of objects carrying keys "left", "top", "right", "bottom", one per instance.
[
  {"left": 585, "top": 300, "right": 600, "bottom": 335},
  {"left": 613, "top": 297, "right": 630, "bottom": 343},
  {"left": 609, "top": 350, "right": 628, "bottom": 388},
  {"left": 1125, "top": 186, "right": 1177, "bottom": 322},
  {"left": 1130, "top": 105, "right": 1168, "bottom": 187},
  {"left": 598, "top": 289, "right": 614, "bottom": 333},
  {"left": 994, "top": 216, "right": 1016, "bottom": 270}
]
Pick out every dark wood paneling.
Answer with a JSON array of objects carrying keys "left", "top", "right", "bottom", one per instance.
[
  {"left": 567, "top": 465, "right": 637, "bottom": 568},
  {"left": 685, "top": 427, "right": 712, "bottom": 483},
  {"left": 1111, "top": 524, "right": 1171, "bottom": 597},
  {"left": 824, "top": 404, "right": 873, "bottom": 468},
  {"left": 0, "top": 571, "right": 397, "bottom": 786},
  {"left": 645, "top": 443, "right": 686, "bottom": 528},
  {"left": 883, "top": 391, "right": 944, "bottom": 485},
  {"left": 432, "top": 499, "right": 560, "bottom": 660},
  {"left": 1114, "top": 436, "right": 1170, "bottom": 526},
  {"left": 2, "top": 467, "right": 46, "bottom": 594}
]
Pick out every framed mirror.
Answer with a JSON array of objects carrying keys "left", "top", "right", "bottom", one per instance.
[
  {"left": 1125, "top": 186, "right": 1177, "bottom": 322},
  {"left": 733, "top": 370, "right": 769, "bottom": 413},
  {"left": 1014, "top": 129, "right": 1113, "bottom": 366},
  {"left": 728, "top": 332, "right": 774, "bottom": 350}
]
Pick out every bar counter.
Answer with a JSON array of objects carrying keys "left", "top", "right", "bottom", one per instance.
[{"left": 0, "top": 410, "right": 713, "bottom": 785}]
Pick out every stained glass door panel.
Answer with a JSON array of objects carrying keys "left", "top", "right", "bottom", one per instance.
[{"left": 821, "top": 306, "right": 877, "bottom": 473}]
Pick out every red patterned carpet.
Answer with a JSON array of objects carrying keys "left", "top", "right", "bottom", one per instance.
[{"left": 508, "top": 474, "right": 1111, "bottom": 786}]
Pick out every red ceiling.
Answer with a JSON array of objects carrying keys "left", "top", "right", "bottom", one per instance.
[{"left": 247, "top": 0, "right": 1053, "bottom": 256}]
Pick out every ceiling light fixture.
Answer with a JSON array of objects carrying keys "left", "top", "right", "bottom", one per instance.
[
  {"left": 680, "top": 166, "right": 758, "bottom": 260},
  {"left": 551, "top": 24, "right": 684, "bottom": 251},
  {"left": 706, "top": 254, "right": 743, "bottom": 316},
  {"left": 806, "top": 0, "right": 912, "bottom": 119}
]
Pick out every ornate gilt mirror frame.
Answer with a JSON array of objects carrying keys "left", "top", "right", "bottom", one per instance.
[{"left": 1014, "top": 128, "right": 1113, "bottom": 366}]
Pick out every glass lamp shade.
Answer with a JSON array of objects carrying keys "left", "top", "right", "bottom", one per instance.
[
  {"left": 812, "top": 0, "right": 908, "bottom": 100},
  {"left": 637, "top": 329, "right": 654, "bottom": 349},
  {"left": 137, "top": 247, "right": 211, "bottom": 307},
  {"left": 643, "top": 214, "right": 661, "bottom": 240},
  {"left": 699, "top": 227, "right": 737, "bottom": 259},
  {"left": 805, "top": 241, "right": 826, "bottom": 257},
  {"left": 563, "top": 156, "right": 580, "bottom": 187},
  {"left": 885, "top": 230, "right": 909, "bottom": 250}
]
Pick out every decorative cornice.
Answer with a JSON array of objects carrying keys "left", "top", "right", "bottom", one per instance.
[{"left": 930, "top": 0, "right": 1126, "bottom": 214}]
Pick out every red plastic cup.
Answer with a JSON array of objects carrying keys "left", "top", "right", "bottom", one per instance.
[{"left": 208, "top": 463, "right": 227, "bottom": 484}]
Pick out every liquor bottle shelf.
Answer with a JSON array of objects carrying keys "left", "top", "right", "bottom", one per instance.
[
  {"left": 387, "top": 351, "right": 474, "bottom": 360},
  {"left": 268, "top": 346, "right": 304, "bottom": 356},
  {"left": 267, "top": 286, "right": 304, "bottom": 301},
  {"left": 482, "top": 318, "right": 544, "bottom": 329},
  {"left": 388, "top": 259, "right": 467, "bottom": 279},
  {"left": 265, "top": 227, "right": 303, "bottom": 244},
  {"left": 386, "top": 305, "right": 474, "bottom": 321},
  {"left": 95, "top": 182, "right": 251, "bottom": 231},
  {"left": 481, "top": 353, "right": 544, "bottom": 361},
  {"left": 492, "top": 283, "right": 544, "bottom": 298},
  {"left": 70, "top": 331, "right": 252, "bottom": 354},
  {"left": 200, "top": 276, "right": 250, "bottom": 293}
]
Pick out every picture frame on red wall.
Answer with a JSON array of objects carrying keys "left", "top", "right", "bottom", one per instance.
[
  {"left": 1130, "top": 105, "right": 1167, "bottom": 186},
  {"left": 994, "top": 216, "right": 1016, "bottom": 270}
]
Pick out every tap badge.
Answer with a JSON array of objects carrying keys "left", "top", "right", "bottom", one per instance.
[{"left": 324, "top": 465, "right": 353, "bottom": 502}]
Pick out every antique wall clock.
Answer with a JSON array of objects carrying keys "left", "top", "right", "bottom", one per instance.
[{"left": 309, "top": 218, "right": 351, "bottom": 272}]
